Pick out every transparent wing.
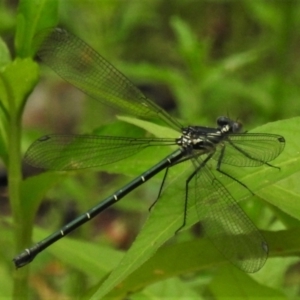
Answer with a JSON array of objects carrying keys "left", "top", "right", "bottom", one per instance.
[
  {"left": 35, "top": 28, "right": 181, "bottom": 130},
  {"left": 193, "top": 156, "right": 268, "bottom": 273},
  {"left": 24, "top": 135, "right": 176, "bottom": 170},
  {"left": 213, "top": 133, "right": 285, "bottom": 167}
]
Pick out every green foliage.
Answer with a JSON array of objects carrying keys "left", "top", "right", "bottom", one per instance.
[
  {"left": 87, "top": 117, "right": 300, "bottom": 299},
  {"left": 0, "top": 0, "right": 59, "bottom": 298},
  {"left": 0, "top": 0, "right": 300, "bottom": 299},
  {"left": 0, "top": 36, "right": 10, "bottom": 67},
  {"left": 15, "top": 0, "right": 58, "bottom": 57}
]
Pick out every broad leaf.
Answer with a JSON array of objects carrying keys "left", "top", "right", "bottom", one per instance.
[{"left": 89, "top": 117, "right": 300, "bottom": 299}]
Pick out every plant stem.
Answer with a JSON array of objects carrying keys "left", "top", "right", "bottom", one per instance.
[{"left": 3, "top": 76, "right": 31, "bottom": 299}]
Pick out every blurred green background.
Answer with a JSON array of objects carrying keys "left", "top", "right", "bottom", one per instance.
[
  {"left": 17, "top": 0, "right": 300, "bottom": 132},
  {"left": 1, "top": 0, "right": 300, "bottom": 299}
]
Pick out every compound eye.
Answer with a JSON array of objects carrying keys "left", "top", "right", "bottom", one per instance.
[{"left": 217, "top": 116, "right": 229, "bottom": 127}]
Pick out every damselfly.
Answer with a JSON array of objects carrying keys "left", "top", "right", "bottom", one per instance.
[{"left": 13, "top": 28, "right": 285, "bottom": 272}]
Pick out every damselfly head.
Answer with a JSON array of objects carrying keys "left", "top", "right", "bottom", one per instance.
[{"left": 217, "top": 116, "right": 243, "bottom": 133}]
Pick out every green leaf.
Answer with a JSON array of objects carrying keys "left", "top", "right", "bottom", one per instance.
[
  {"left": 0, "top": 37, "right": 11, "bottom": 68},
  {"left": 0, "top": 58, "right": 39, "bottom": 115},
  {"left": 99, "top": 239, "right": 223, "bottom": 299},
  {"left": 209, "top": 265, "right": 286, "bottom": 299},
  {"left": 87, "top": 228, "right": 300, "bottom": 299},
  {"left": 88, "top": 117, "right": 300, "bottom": 298},
  {"left": 245, "top": 1, "right": 283, "bottom": 31},
  {"left": 117, "top": 115, "right": 178, "bottom": 138},
  {"left": 15, "top": 0, "right": 58, "bottom": 57},
  {"left": 259, "top": 173, "right": 300, "bottom": 220},
  {"left": 131, "top": 277, "right": 202, "bottom": 299},
  {"left": 170, "top": 16, "right": 206, "bottom": 71},
  {"left": 0, "top": 58, "right": 38, "bottom": 163},
  {"left": 94, "top": 119, "right": 146, "bottom": 137},
  {"left": 249, "top": 117, "right": 300, "bottom": 219},
  {"left": 31, "top": 226, "right": 124, "bottom": 278},
  {"left": 20, "top": 172, "right": 65, "bottom": 225}
]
